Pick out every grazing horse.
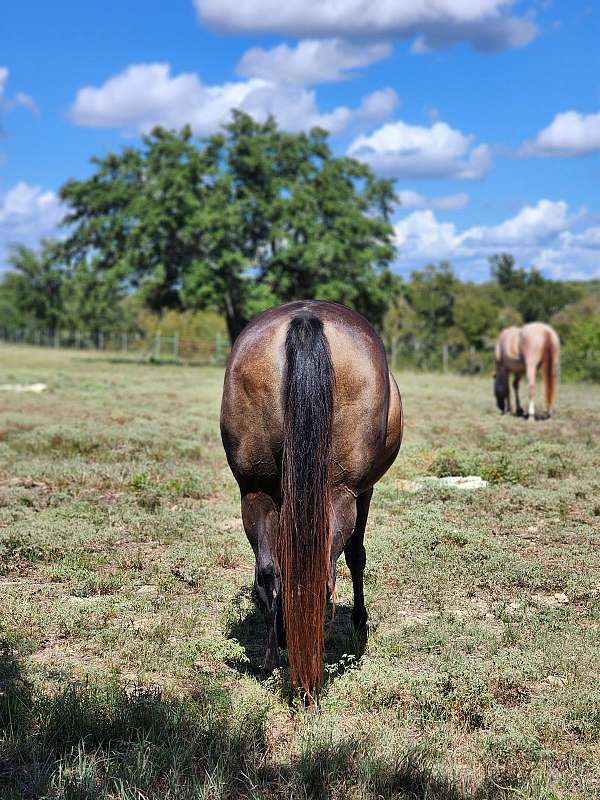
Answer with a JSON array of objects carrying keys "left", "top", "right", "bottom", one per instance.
[
  {"left": 220, "top": 301, "right": 403, "bottom": 702},
  {"left": 494, "top": 322, "right": 560, "bottom": 419}
]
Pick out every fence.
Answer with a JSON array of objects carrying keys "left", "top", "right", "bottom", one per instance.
[
  {"left": 387, "top": 339, "right": 495, "bottom": 375},
  {"left": 0, "top": 329, "right": 513, "bottom": 375},
  {"left": 388, "top": 337, "right": 599, "bottom": 381},
  {"left": 0, "top": 328, "right": 230, "bottom": 365},
  {"left": 3, "top": 327, "right": 598, "bottom": 380}
]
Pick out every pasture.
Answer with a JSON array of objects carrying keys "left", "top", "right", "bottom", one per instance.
[{"left": 0, "top": 344, "right": 599, "bottom": 799}]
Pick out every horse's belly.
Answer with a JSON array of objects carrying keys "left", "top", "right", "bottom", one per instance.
[{"left": 505, "top": 356, "right": 525, "bottom": 374}]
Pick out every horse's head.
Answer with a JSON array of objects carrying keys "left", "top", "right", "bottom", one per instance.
[{"left": 494, "top": 367, "right": 509, "bottom": 412}]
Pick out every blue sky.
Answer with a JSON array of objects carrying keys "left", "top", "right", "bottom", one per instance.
[{"left": 1, "top": 0, "right": 599, "bottom": 280}]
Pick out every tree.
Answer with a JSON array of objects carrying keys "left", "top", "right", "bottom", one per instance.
[
  {"left": 489, "top": 253, "right": 527, "bottom": 293},
  {"left": 59, "top": 113, "right": 397, "bottom": 343},
  {"left": 407, "top": 262, "right": 458, "bottom": 344},
  {"left": 0, "top": 243, "right": 64, "bottom": 331},
  {"left": 60, "top": 260, "right": 130, "bottom": 333},
  {"left": 515, "top": 268, "right": 583, "bottom": 322},
  {"left": 452, "top": 286, "right": 498, "bottom": 349},
  {"left": 490, "top": 253, "right": 583, "bottom": 323},
  {"left": 382, "top": 288, "right": 420, "bottom": 369},
  {"left": 551, "top": 295, "right": 600, "bottom": 342},
  {"left": 561, "top": 314, "right": 600, "bottom": 381},
  {"left": 60, "top": 126, "right": 214, "bottom": 313}
]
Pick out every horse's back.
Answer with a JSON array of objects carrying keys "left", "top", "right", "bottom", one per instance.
[{"left": 220, "top": 301, "right": 400, "bottom": 490}]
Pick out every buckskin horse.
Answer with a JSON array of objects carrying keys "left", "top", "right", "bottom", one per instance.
[
  {"left": 494, "top": 322, "right": 560, "bottom": 419},
  {"left": 220, "top": 301, "right": 403, "bottom": 702}
]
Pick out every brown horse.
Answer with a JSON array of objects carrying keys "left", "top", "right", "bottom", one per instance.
[
  {"left": 494, "top": 322, "right": 560, "bottom": 419},
  {"left": 220, "top": 301, "right": 403, "bottom": 701}
]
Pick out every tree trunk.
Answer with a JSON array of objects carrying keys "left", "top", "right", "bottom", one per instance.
[{"left": 223, "top": 290, "right": 248, "bottom": 345}]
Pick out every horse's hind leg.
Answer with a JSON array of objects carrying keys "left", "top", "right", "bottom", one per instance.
[
  {"left": 344, "top": 488, "right": 373, "bottom": 632},
  {"left": 241, "top": 491, "right": 282, "bottom": 675},
  {"left": 526, "top": 361, "right": 537, "bottom": 420},
  {"left": 513, "top": 375, "right": 524, "bottom": 416}
]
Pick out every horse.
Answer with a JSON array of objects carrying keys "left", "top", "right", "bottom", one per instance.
[
  {"left": 220, "top": 301, "right": 403, "bottom": 702},
  {"left": 494, "top": 322, "right": 560, "bottom": 419}
]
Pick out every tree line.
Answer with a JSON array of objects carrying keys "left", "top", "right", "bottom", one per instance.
[
  {"left": 383, "top": 256, "right": 600, "bottom": 380},
  {"left": 1, "top": 111, "right": 598, "bottom": 379}
]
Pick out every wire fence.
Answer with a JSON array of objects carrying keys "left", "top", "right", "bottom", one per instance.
[
  {"left": 0, "top": 327, "right": 230, "bottom": 365},
  {"left": 388, "top": 338, "right": 599, "bottom": 381},
  {"left": 387, "top": 339, "right": 495, "bottom": 375},
  {"left": 2, "top": 327, "right": 598, "bottom": 380}
]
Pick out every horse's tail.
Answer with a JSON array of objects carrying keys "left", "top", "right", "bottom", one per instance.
[
  {"left": 278, "top": 312, "right": 334, "bottom": 702},
  {"left": 543, "top": 329, "right": 559, "bottom": 411}
]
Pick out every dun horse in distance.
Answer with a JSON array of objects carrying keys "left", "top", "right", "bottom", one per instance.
[
  {"left": 220, "top": 301, "right": 403, "bottom": 702},
  {"left": 494, "top": 322, "right": 560, "bottom": 419}
]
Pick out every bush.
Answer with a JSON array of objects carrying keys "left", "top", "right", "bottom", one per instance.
[
  {"left": 558, "top": 314, "right": 600, "bottom": 382},
  {"left": 452, "top": 349, "right": 492, "bottom": 375},
  {"left": 429, "top": 447, "right": 478, "bottom": 478}
]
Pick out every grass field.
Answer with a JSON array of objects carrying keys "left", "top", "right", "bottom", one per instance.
[{"left": 0, "top": 344, "right": 599, "bottom": 799}]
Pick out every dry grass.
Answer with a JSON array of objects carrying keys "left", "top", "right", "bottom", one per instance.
[{"left": 0, "top": 343, "right": 599, "bottom": 798}]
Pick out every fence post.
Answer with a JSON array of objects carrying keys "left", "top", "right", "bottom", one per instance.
[
  {"left": 155, "top": 333, "right": 161, "bottom": 360},
  {"left": 122, "top": 332, "right": 127, "bottom": 353},
  {"left": 173, "top": 333, "right": 179, "bottom": 360},
  {"left": 443, "top": 343, "right": 449, "bottom": 374}
]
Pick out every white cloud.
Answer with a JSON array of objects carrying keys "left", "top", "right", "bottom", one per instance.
[
  {"left": 559, "top": 225, "right": 600, "bottom": 249},
  {"left": 348, "top": 120, "right": 492, "bottom": 179},
  {"left": 11, "top": 92, "right": 38, "bottom": 113},
  {"left": 352, "top": 88, "right": 399, "bottom": 124},
  {"left": 462, "top": 199, "right": 575, "bottom": 246},
  {"left": 521, "top": 110, "right": 600, "bottom": 157},
  {"left": 398, "top": 190, "right": 469, "bottom": 210},
  {"left": 0, "top": 67, "right": 37, "bottom": 113},
  {"left": 393, "top": 199, "right": 599, "bottom": 279},
  {"left": 395, "top": 209, "right": 460, "bottom": 262},
  {"left": 237, "top": 38, "right": 391, "bottom": 85},
  {"left": 0, "top": 182, "right": 64, "bottom": 269},
  {"left": 195, "top": 0, "right": 538, "bottom": 52},
  {"left": 536, "top": 224, "right": 600, "bottom": 280},
  {"left": 70, "top": 62, "right": 398, "bottom": 136}
]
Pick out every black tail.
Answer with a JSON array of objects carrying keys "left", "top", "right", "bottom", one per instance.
[{"left": 277, "top": 312, "right": 335, "bottom": 702}]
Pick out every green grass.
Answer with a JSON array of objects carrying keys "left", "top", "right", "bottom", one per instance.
[{"left": 0, "top": 343, "right": 599, "bottom": 798}]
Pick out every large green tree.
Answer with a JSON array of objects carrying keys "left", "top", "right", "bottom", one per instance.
[{"left": 59, "top": 113, "right": 397, "bottom": 343}]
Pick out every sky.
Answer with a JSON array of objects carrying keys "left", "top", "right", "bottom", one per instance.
[{"left": 1, "top": 0, "right": 600, "bottom": 282}]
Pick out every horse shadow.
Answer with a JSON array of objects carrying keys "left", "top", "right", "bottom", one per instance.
[
  {"left": 0, "top": 634, "right": 505, "bottom": 799},
  {"left": 513, "top": 409, "right": 552, "bottom": 421},
  {"left": 224, "top": 587, "right": 370, "bottom": 683}
]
